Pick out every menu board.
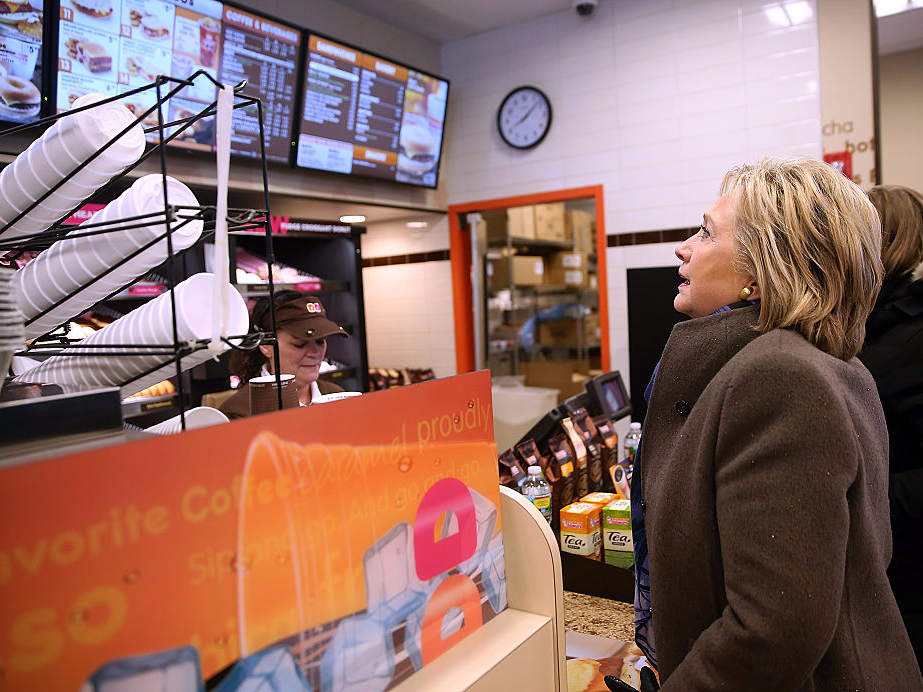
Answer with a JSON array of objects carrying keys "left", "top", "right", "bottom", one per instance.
[
  {"left": 56, "top": 0, "right": 300, "bottom": 162},
  {"left": 218, "top": 6, "right": 299, "bottom": 163},
  {"left": 0, "top": 0, "right": 44, "bottom": 124},
  {"left": 296, "top": 34, "right": 448, "bottom": 189}
]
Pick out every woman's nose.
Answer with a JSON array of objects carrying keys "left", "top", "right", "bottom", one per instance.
[{"left": 675, "top": 240, "right": 690, "bottom": 261}]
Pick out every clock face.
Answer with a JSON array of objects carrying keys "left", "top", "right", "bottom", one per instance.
[{"left": 497, "top": 86, "right": 552, "bottom": 150}]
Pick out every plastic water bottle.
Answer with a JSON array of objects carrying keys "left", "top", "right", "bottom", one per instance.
[
  {"left": 624, "top": 422, "right": 642, "bottom": 467},
  {"left": 522, "top": 465, "right": 552, "bottom": 524}
]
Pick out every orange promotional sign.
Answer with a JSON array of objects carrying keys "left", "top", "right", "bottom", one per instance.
[{"left": 0, "top": 372, "right": 505, "bottom": 691}]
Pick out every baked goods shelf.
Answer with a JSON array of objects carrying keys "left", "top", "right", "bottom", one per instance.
[{"left": 121, "top": 392, "right": 177, "bottom": 417}]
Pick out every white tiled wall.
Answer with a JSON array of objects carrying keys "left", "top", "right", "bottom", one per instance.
[
  {"left": 361, "top": 218, "right": 456, "bottom": 377},
  {"left": 360, "top": 0, "right": 825, "bottom": 393},
  {"left": 362, "top": 257, "right": 456, "bottom": 379},
  {"left": 437, "top": 0, "right": 823, "bottom": 395}
]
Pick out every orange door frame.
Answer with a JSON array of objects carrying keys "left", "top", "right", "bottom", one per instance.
[{"left": 448, "top": 185, "right": 609, "bottom": 374}]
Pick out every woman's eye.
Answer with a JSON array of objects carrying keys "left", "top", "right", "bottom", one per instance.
[
  {"left": 699, "top": 225, "right": 711, "bottom": 239},
  {"left": 316, "top": 338, "right": 327, "bottom": 347}
]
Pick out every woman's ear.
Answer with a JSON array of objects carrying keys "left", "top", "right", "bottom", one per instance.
[
  {"left": 259, "top": 344, "right": 273, "bottom": 360},
  {"left": 738, "top": 281, "right": 760, "bottom": 301}
]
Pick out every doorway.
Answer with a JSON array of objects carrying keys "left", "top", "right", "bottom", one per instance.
[{"left": 447, "top": 185, "right": 609, "bottom": 379}]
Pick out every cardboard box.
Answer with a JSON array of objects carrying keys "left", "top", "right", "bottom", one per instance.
[
  {"left": 539, "top": 318, "right": 579, "bottom": 345},
  {"left": 585, "top": 312, "right": 601, "bottom": 344},
  {"left": 538, "top": 313, "right": 600, "bottom": 346},
  {"left": 559, "top": 502, "right": 602, "bottom": 560},
  {"left": 522, "top": 359, "right": 590, "bottom": 403},
  {"left": 487, "top": 255, "right": 545, "bottom": 289},
  {"left": 581, "top": 492, "right": 619, "bottom": 507},
  {"left": 604, "top": 550, "right": 635, "bottom": 569},
  {"left": 547, "top": 251, "right": 588, "bottom": 287},
  {"left": 534, "top": 202, "right": 567, "bottom": 242},
  {"left": 602, "top": 499, "right": 633, "bottom": 562},
  {"left": 566, "top": 210, "right": 595, "bottom": 253},
  {"left": 482, "top": 207, "right": 535, "bottom": 242},
  {"left": 507, "top": 205, "right": 536, "bottom": 239}
]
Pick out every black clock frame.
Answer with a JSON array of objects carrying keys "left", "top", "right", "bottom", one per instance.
[{"left": 496, "top": 85, "right": 553, "bottom": 150}]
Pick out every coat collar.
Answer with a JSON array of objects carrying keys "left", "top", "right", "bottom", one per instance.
[{"left": 647, "top": 305, "right": 762, "bottom": 425}]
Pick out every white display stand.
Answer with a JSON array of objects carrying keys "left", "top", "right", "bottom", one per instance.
[{"left": 393, "top": 486, "right": 567, "bottom": 692}]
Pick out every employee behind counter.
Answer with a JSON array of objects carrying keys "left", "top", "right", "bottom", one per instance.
[{"left": 219, "top": 291, "right": 348, "bottom": 419}]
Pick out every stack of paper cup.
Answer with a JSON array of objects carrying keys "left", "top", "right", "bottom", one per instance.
[
  {"left": 0, "top": 266, "right": 25, "bottom": 393},
  {"left": 248, "top": 374, "right": 299, "bottom": 416},
  {"left": 144, "top": 406, "right": 229, "bottom": 435},
  {"left": 16, "top": 174, "right": 203, "bottom": 339},
  {"left": 0, "top": 93, "right": 146, "bottom": 241},
  {"left": 12, "top": 273, "right": 248, "bottom": 397}
]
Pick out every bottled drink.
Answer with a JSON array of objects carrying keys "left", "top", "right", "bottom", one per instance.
[
  {"left": 624, "top": 421, "right": 642, "bottom": 468},
  {"left": 522, "top": 465, "right": 552, "bottom": 524}
]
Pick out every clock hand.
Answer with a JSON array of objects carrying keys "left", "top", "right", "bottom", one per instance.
[{"left": 515, "top": 103, "right": 538, "bottom": 125}]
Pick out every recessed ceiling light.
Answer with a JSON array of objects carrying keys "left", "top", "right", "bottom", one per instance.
[
  {"left": 406, "top": 221, "right": 429, "bottom": 228},
  {"left": 340, "top": 215, "right": 366, "bottom": 223},
  {"left": 874, "top": 0, "right": 923, "bottom": 16}
]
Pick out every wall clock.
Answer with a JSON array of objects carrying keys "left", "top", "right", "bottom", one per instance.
[{"left": 497, "top": 85, "right": 552, "bottom": 150}]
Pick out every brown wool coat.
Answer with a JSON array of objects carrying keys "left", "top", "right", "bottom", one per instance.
[
  {"left": 218, "top": 378, "right": 344, "bottom": 420},
  {"left": 641, "top": 305, "right": 922, "bottom": 690}
]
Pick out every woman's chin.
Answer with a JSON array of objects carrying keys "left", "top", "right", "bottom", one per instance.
[{"left": 297, "top": 367, "right": 321, "bottom": 384}]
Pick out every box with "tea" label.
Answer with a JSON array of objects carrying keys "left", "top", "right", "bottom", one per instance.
[
  {"left": 602, "top": 499, "right": 634, "bottom": 568},
  {"left": 559, "top": 502, "right": 602, "bottom": 560}
]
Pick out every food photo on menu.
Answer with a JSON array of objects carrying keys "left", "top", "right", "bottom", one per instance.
[
  {"left": 0, "top": 0, "right": 43, "bottom": 122},
  {"left": 58, "top": 21, "right": 117, "bottom": 78},
  {"left": 395, "top": 72, "right": 446, "bottom": 187},
  {"left": 56, "top": 0, "right": 222, "bottom": 150}
]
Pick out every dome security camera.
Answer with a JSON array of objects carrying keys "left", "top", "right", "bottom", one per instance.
[{"left": 573, "top": 0, "right": 599, "bottom": 17}]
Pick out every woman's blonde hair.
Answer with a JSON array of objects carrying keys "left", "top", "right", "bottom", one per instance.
[
  {"left": 720, "top": 157, "right": 882, "bottom": 360},
  {"left": 866, "top": 184, "right": 923, "bottom": 279}
]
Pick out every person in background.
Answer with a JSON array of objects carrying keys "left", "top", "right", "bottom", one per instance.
[
  {"left": 859, "top": 184, "right": 923, "bottom": 669},
  {"left": 219, "top": 291, "right": 348, "bottom": 419},
  {"left": 614, "top": 158, "right": 921, "bottom": 691}
]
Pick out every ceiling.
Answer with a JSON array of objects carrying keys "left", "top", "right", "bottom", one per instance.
[
  {"left": 325, "top": 0, "right": 923, "bottom": 225},
  {"left": 330, "top": 0, "right": 569, "bottom": 44},
  {"left": 331, "top": 0, "right": 923, "bottom": 47}
]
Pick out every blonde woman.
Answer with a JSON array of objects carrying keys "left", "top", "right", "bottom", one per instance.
[{"left": 627, "top": 159, "right": 921, "bottom": 690}]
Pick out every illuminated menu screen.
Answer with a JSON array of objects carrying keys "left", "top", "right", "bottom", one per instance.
[
  {"left": 56, "top": 0, "right": 299, "bottom": 162},
  {"left": 0, "top": 1, "right": 45, "bottom": 124},
  {"left": 217, "top": 6, "right": 299, "bottom": 162},
  {"left": 296, "top": 34, "right": 448, "bottom": 189}
]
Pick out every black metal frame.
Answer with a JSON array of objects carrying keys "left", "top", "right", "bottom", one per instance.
[{"left": 0, "top": 70, "right": 289, "bottom": 429}]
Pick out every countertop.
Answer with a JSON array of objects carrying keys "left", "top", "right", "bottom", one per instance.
[{"left": 563, "top": 590, "right": 634, "bottom": 643}]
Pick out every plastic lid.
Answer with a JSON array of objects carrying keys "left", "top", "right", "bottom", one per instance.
[
  {"left": 629, "top": 422, "right": 642, "bottom": 429},
  {"left": 528, "top": 465, "right": 542, "bottom": 475},
  {"left": 67, "top": 93, "right": 146, "bottom": 165}
]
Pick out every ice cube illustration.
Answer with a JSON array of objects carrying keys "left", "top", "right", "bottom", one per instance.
[
  {"left": 79, "top": 646, "right": 202, "bottom": 692},
  {"left": 453, "top": 489, "right": 497, "bottom": 576},
  {"left": 212, "top": 645, "right": 312, "bottom": 691},
  {"left": 480, "top": 533, "right": 508, "bottom": 614},
  {"left": 363, "top": 521, "right": 430, "bottom": 630},
  {"left": 363, "top": 522, "right": 422, "bottom": 612},
  {"left": 320, "top": 614, "right": 394, "bottom": 692}
]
